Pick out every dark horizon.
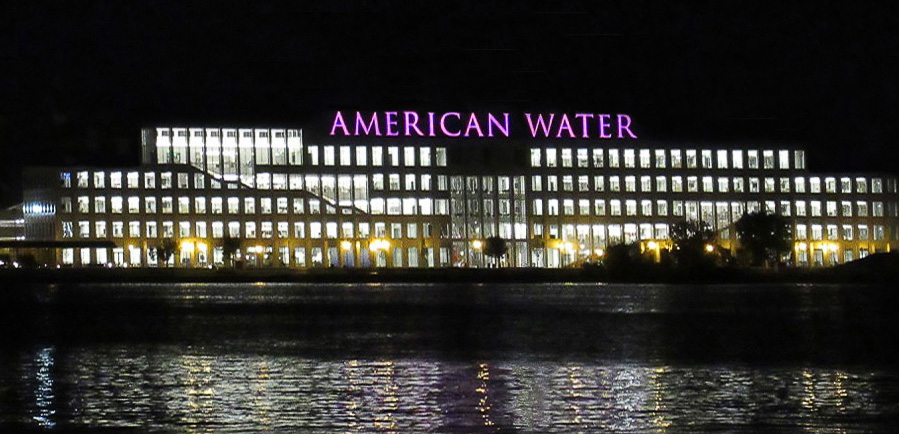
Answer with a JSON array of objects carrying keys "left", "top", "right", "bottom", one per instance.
[{"left": 3, "top": 1, "right": 899, "bottom": 206}]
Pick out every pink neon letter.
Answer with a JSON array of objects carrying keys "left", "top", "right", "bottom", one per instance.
[
  {"left": 598, "top": 114, "right": 612, "bottom": 139},
  {"left": 556, "top": 114, "right": 575, "bottom": 138},
  {"left": 404, "top": 111, "right": 425, "bottom": 136},
  {"left": 355, "top": 112, "right": 382, "bottom": 136},
  {"left": 464, "top": 113, "right": 485, "bottom": 137},
  {"left": 486, "top": 113, "right": 510, "bottom": 137},
  {"left": 525, "top": 113, "right": 555, "bottom": 137},
  {"left": 330, "top": 111, "right": 350, "bottom": 136},
  {"left": 574, "top": 113, "right": 594, "bottom": 138},
  {"left": 617, "top": 114, "right": 637, "bottom": 138},
  {"left": 385, "top": 111, "right": 399, "bottom": 136},
  {"left": 440, "top": 112, "right": 461, "bottom": 137}
]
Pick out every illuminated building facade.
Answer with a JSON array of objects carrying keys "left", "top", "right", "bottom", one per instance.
[{"left": 22, "top": 126, "right": 899, "bottom": 268}]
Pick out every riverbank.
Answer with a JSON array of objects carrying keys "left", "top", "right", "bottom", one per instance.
[{"left": 1, "top": 252, "right": 897, "bottom": 284}]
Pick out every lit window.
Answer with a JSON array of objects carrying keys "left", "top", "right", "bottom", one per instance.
[
  {"left": 717, "top": 177, "right": 728, "bottom": 193},
  {"left": 623, "top": 149, "right": 635, "bottom": 168},
  {"left": 731, "top": 150, "right": 743, "bottom": 169},
  {"left": 794, "top": 150, "right": 806, "bottom": 169},
  {"left": 716, "top": 150, "right": 728, "bottom": 169},
  {"left": 670, "top": 150, "right": 682, "bottom": 168},
  {"left": 701, "top": 150, "right": 713, "bottom": 168},
  {"left": 656, "top": 176, "right": 667, "bottom": 192},
  {"left": 93, "top": 172, "right": 105, "bottom": 189},
  {"left": 338, "top": 146, "right": 351, "bottom": 166},
  {"left": 763, "top": 150, "right": 775, "bottom": 169},
  {"left": 779, "top": 150, "right": 790, "bottom": 169},
  {"left": 420, "top": 148, "right": 431, "bottom": 166},
  {"left": 160, "top": 172, "right": 172, "bottom": 189},
  {"left": 625, "top": 176, "right": 636, "bottom": 192},
  {"left": 388, "top": 147, "right": 400, "bottom": 166},
  {"left": 639, "top": 149, "right": 651, "bottom": 168},
  {"left": 592, "top": 149, "right": 603, "bottom": 167},
  {"left": 686, "top": 150, "right": 697, "bottom": 168},
  {"left": 609, "top": 176, "right": 620, "bottom": 192},
  {"left": 607, "top": 149, "right": 619, "bottom": 168},
  {"left": 809, "top": 177, "right": 821, "bottom": 193},
  {"left": 546, "top": 148, "right": 557, "bottom": 167},
  {"left": 404, "top": 147, "right": 415, "bottom": 166},
  {"left": 577, "top": 149, "right": 589, "bottom": 168},
  {"left": 561, "top": 149, "right": 573, "bottom": 167},
  {"left": 747, "top": 150, "right": 759, "bottom": 169},
  {"left": 671, "top": 176, "right": 683, "bottom": 192}
]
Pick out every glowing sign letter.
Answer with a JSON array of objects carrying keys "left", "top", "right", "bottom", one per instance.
[
  {"left": 404, "top": 111, "right": 425, "bottom": 136},
  {"left": 598, "top": 114, "right": 612, "bottom": 139},
  {"left": 574, "top": 113, "right": 594, "bottom": 138},
  {"left": 556, "top": 114, "right": 575, "bottom": 138},
  {"left": 385, "top": 111, "right": 399, "bottom": 136},
  {"left": 464, "top": 113, "right": 484, "bottom": 137},
  {"left": 440, "top": 112, "right": 461, "bottom": 137},
  {"left": 355, "top": 112, "right": 382, "bottom": 136},
  {"left": 330, "top": 111, "right": 350, "bottom": 136},
  {"left": 617, "top": 114, "right": 637, "bottom": 139},
  {"left": 487, "top": 113, "right": 510, "bottom": 137},
  {"left": 525, "top": 113, "right": 555, "bottom": 137}
]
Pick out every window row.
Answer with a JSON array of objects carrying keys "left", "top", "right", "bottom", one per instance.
[
  {"left": 528, "top": 198, "right": 889, "bottom": 219},
  {"left": 527, "top": 175, "right": 886, "bottom": 194},
  {"left": 62, "top": 220, "right": 442, "bottom": 241},
  {"left": 795, "top": 224, "right": 886, "bottom": 241},
  {"left": 529, "top": 148, "right": 805, "bottom": 170},
  {"left": 62, "top": 195, "right": 452, "bottom": 216}
]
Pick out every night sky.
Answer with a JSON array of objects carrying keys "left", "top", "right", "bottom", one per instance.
[{"left": 2, "top": 1, "right": 898, "bottom": 206}]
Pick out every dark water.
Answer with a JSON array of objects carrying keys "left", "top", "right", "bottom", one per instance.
[{"left": 2, "top": 282, "right": 899, "bottom": 432}]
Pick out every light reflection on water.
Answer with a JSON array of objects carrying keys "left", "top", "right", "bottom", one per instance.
[
  {"left": 6, "top": 345, "right": 894, "bottom": 432},
  {"left": 3, "top": 282, "right": 899, "bottom": 431}
]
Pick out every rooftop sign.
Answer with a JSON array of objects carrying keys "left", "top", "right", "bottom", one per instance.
[{"left": 329, "top": 111, "right": 637, "bottom": 139}]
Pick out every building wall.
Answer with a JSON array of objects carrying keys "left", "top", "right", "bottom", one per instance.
[{"left": 20, "top": 126, "right": 899, "bottom": 268}]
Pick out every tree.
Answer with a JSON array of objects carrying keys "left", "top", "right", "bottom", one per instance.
[
  {"left": 156, "top": 238, "right": 177, "bottom": 268},
  {"left": 221, "top": 236, "right": 242, "bottom": 267},
  {"left": 735, "top": 211, "right": 792, "bottom": 267},
  {"left": 602, "top": 242, "right": 654, "bottom": 276},
  {"left": 670, "top": 220, "right": 716, "bottom": 268},
  {"left": 483, "top": 236, "right": 508, "bottom": 267}
]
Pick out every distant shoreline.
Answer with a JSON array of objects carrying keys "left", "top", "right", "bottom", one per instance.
[{"left": 1, "top": 256, "right": 895, "bottom": 285}]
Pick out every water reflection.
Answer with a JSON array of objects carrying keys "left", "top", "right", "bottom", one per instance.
[
  {"left": 4, "top": 345, "right": 894, "bottom": 432},
  {"left": 2, "top": 282, "right": 898, "bottom": 431},
  {"left": 31, "top": 346, "right": 56, "bottom": 429}
]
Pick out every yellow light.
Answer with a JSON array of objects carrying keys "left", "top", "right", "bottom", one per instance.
[
  {"left": 797, "top": 242, "right": 807, "bottom": 250},
  {"left": 197, "top": 242, "right": 208, "bottom": 253},
  {"left": 647, "top": 241, "right": 658, "bottom": 250},
  {"left": 594, "top": 248, "right": 605, "bottom": 257},
  {"left": 180, "top": 241, "right": 194, "bottom": 253},
  {"left": 828, "top": 243, "right": 839, "bottom": 252},
  {"left": 255, "top": 245, "right": 263, "bottom": 254},
  {"left": 472, "top": 240, "right": 483, "bottom": 250},
  {"left": 371, "top": 239, "right": 390, "bottom": 251},
  {"left": 340, "top": 240, "right": 352, "bottom": 251},
  {"left": 705, "top": 244, "right": 714, "bottom": 253}
]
